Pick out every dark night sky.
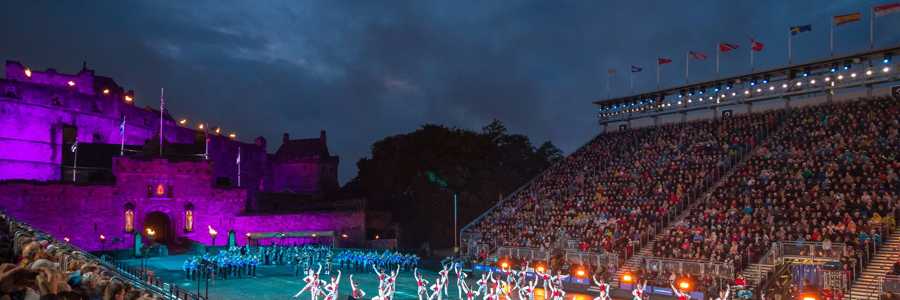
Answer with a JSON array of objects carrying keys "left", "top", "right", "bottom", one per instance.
[{"left": 2, "top": 1, "right": 898, "bottom": 183}]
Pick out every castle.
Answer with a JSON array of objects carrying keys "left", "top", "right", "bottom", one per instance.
[{"left": 0, "top": 60, "right": 361, "bottom": 251}]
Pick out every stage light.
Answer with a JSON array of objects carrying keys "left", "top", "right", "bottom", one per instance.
[
  {"left": 99, "top": 234, "right": 106, "bottom": 241},
  {"left": 769, "top": 86, "right": 775, "bottom": 91},
  {"left": 743, "top": 90, "right": 750, "bottom": 95},
  {"left": 837, "top": 75, "right": 844, "bottom": 80},
  {"left": 375, "top": 234, "right": 380, "bottom": 240},
  {"left": 677, "top": 101, "right": 682, "bottom": 105},
  {"left": 824, "top": 77, "right": 831, "bottom": 82},
  {"left": 755, "top": 88, "right": 762, "bottom": 93},
  {"left": 707, "top": 96, "right": 712, "bottom": 100},
  {"left": 830, "top": 67, "right": 837, "bottom": 73},
  {"left": 228, "top": 133, "right": 236, "bottom": 139},
  {"left": 851, "top": 73, "right": 857, "bottom": 78},
  {"left": 731, "top": 92, "right": 736, "bottom": 96},
  {"left": 63, "top": 237, "right": 70, "bottom": 243},
  {"left": 802, "top": 72, "right": 808, "bottom": 77},
  {"left": 843, "top": 65, "right": 850, "bottom": 70},
  {"left": 24, "top": 68, "right": 32, "bottom": 78},
  {"left": 245, "top": 233, "right": 251, "bottom": 237},
  {"left": 311, "top": 233, "right": 317, "bottom": 237},
  {"left": 687, "top": 99, "right": 692, "bottom": 103},
  {"left": 698, "top": 90, "right": 704, "bottom": 95},
  {"left": 198, "top": 123, "right": 205, "bottom": 130},
  {"left": 866, "top": 70, "right": 873, "bottom": 76},
  {"left": 67, "top": 80, "right": 75, "bottom": 87},
  {"left": 179, "top": 119, "right": 188, "bottom": 125},
  {"left": 810, "top": 79, "right": 816, "bottom": 84},
  {"left": 124, "top": 95, "right": 133, "bottom": 102},
  {"left": 678, "top": 281, "right": 691, "bottom": 290},
  {"left": 714, "top": 88, "right": 719, "bottom": 92},
  {"left": 885, "top": 58, "right": 891, "bottom": 64},
  {"left": 103, "top": 89, "right": 110, "bottom": 95},
  {"left": 500, "top": 261, "right": 510, "bottom": 269},
  {"left": 750, "top": 81, "right": 756, "bottom": 86},
  {"left": 621, "top": 272, "right": 635, "bottom": 284},
  {"left": 215, "top": 127, "right": 221, "bottom": 134},
  {"left": 883, "top": 67, "right": 891, "bottom": 73},
  {"left": 720, "top": 94, "right": 726, "bottom": 98},
  {"left": 796, "top": 81, "right": 802, "bottom": 87},
  {"left": 762, "top": 79, "right": 769, "bottom": 84},
  {"left": 341, "top": 233, "right": 348, "bottom": 239},
  {"left": 782, "top": 83, "right": 788, "bottom": 89}
]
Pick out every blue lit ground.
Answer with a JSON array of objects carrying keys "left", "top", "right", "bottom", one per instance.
[{"left": 120, "top": 254, "right": 602, "bottom": 299}]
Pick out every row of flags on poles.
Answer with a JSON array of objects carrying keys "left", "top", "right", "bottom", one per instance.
[{"left": 606, "top": 2, "right": 900, "bottom": 94}]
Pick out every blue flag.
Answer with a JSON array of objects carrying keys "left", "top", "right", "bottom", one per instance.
[
  {"left": 631, "top": 65, "right": 643, "bottom": 73},
  {"left": 790, "top": 24, "right": 812, "bottom": 35}
]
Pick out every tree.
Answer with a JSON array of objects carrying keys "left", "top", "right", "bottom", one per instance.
[{"left": 348, "top": 120, "right": 559, "bottom": 250}]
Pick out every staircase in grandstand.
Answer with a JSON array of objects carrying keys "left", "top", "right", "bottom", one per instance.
[{"left": 850, "top": 226, "right": 900, "bottom": 300}]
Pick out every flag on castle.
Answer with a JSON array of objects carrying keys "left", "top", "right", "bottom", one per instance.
[
  {"left": 70, "top": 140, "right": 78, "bottom": 153},
  {"left": 658, "top": 57, "right": 673, "bottom": 65},
  {"left": 631, "top": 65, "right": 643, "bottom": 72}
]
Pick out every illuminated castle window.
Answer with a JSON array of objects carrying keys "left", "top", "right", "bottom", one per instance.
[
  {"left": 155, "top": 184, "right": 165, "bottom": 197},
  {"left": 184, "top": 203, "right": 194, "bottom": 232},
  {"left": 124, "top": 203, "right": 135, "bottom": 233}
]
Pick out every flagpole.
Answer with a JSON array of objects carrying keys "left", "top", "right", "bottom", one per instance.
[
  {"left": 237, "top": 146, "right": 241, "bottom": 187},
  {"left": 716, "top": 43, "right": 720, "bottom": 77},
  {"left": 656, "top": 63, "right": 660, "bottom": 89},
  {"left": 685, "top": 52, "right": 689, "bottom": 84},
  {"left": 788, "top": 32, "right": 793, "bottom": 65},
  {"left": 830, "top": 20, "right": 834, "bottom": 56},
  {"left": 750, "top": 46, "right": 755, "bottom": 72},
  {"left": 629, "top": 72, "right": 634, "bottom": 93},
  {"left": 120, "top": 116, "right": 125, "bottom": 156},
  {"left": 204, "top": 129, "right": 209, "bottom": 160},
  {"left": 607, "top": 73, "right": 611, "bottom": 99},
  {"left": 72, "top": 142, "right": 77, "bottom": 183},
  {"left": 159, "top": 88, "right": 164, "bottom": 157},
  {"left": 870, "top": 8, "right": 875, "bottom": 49}
]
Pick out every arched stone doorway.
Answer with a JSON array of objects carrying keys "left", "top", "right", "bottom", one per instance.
[{"left": 144, "top": 211, "right": 172, "bottom": 244}]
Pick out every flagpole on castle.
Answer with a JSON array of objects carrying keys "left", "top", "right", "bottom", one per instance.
[
  {"left": 236, "top": 146, "right": 241, "bottom": 187},
  {"left": 750, "top": 45, "right": 755, "bottom": 72},
  {"left": 629, "top": 72, "right": 634, "bottom": 93},
  {"left": 159, "top": 88, "right": 164, "bottom": 157},
  {"left": 120, "top": 115, "right": 126, "bottom": 156},
  {"left": 685, "top": 52, "right": 690, "bottom": 84},
  {"left": 71, "top": 140, "right": 78, "bottom": 183}
]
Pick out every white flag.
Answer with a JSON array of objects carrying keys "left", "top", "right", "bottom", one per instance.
[
  {"left": 119, "top": 115, "right": 126, "bottom": 135},
  {"left": 236, "top": 149, "right": 241, "bottom": 164},
  {"left": 70, "top": 140, "right": 78, "bottom": 153}
]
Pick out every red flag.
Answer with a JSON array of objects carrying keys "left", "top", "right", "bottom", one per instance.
[
  {"left": 750, "top": 39, "right": 764, "bottom": 52},
  {"left": 689, "top": 51, "right": 707, "bottom": 60},
  {"left": 874, "top": 3, "right": 900, "bottom": 16},
  {"left": 719, "top": 43, "right": 739, "bottom": 52},
  {"left": 658, "top": 57, "right": 673, "bottom": 65}
]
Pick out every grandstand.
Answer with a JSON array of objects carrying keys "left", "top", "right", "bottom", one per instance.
[{"left": 460, "top": 46, "right": 900, "bottom": 299}]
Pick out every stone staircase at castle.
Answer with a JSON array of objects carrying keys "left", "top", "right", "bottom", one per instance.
[{"left": 848, "top": 226, "right": 900, "bottom": 300}]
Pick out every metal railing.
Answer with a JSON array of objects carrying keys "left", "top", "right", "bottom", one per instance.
[
  {"left": 883, "top": 275, "right": 900, "bottom": 298},
  {"left": 638, "top": 256, "right": 736, "bottom": 280}
]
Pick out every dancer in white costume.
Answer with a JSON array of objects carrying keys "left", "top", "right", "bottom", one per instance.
[
  {"left": 475, "top": 270, "right": 492, "bottom": 295},
  {"left": 414, "top": 268, "right": 431, "bottom": 300},
  {"left": 320, "top": 270, "right": 342, "bottom": 300},
  {"left": 631, "top": 280, "right": 647, "bottom": 300},
  {"left": 713, "top": 286, "right": 730, "bottom": 300},
  {"left": 459, "top": 278, "right": 480, "bottom": 300},
  {"left": 454, "top": 265, "right": 469, "bottom": 300},
  {"left": 294, "top": 264, "right": 324, "bottom": 299},
  {"left": 348, "top": 275, "right": 365, "bottom": 300},
  {"left": 671, "top": 283, "right": 691, "bottom": 300},
  {"left": 591, "top": 275, "right": 611, "bottom": 300},
  {"left": 428, "top": 275, "right": 444, "bottom": 300},
  {"left": 546, "top": 280, "right": 565, "bottom": 300},
  {"left": 438, "top": 265, "right": 450, "bottom": 297},
  {"left": 517, "top": 278, "right": 537, "bottom": 300}
]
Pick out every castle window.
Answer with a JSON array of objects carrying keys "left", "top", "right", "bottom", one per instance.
[
  {"left": 124, "top": 203, "right": 135, "bottom": 233},
  {"left": 184, "top": 203, "right": 194, "bottom": 232}
]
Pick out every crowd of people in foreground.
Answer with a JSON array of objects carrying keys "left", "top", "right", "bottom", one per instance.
[{"left": 0, "top": 213, "right": 167, "bottom": 300}]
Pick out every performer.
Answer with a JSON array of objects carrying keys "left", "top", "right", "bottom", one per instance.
[
  {"left": 348, "top": 275, "right": 365, "bottom": 300},
  {"left": 438, "top": 264, "right": 450, "bottom": 297},
  {"left": 713, "top": 286, "right": 730, "bottom": 300},
  {"left": 591, "top": 275, "right": 611, "bottom": 300},
  {"left": 517, "top": 278, "right": 537, "bottom": 300},
  {"left": 547, "top": 281, "right": 565, "bottom": 300},
  {"left": 671, "top": 282, "right": 691, "bottom": 300},
  {"left": 631, "top": 280, "right": 647, "bottom": 300},
  {"left": 428, "top": 275, "right": 444, "bottom": 300},
  {"left": 476, "top": 270, "right": 492, "bottom": 295},
  {"left": 294, "top": 264, "right": 324, "bottom": 300},
  {"left": 454, "top": 265, "right": 468, "bottom": 300},
  {"left": 414, "top": 268, "right": 431, "bottom": 300},
  {"left": 460, "top": 278, "right": 480, "bottom": 300},
  {"left": 320, "top": 270, "right": 341, "bottom": 300}
]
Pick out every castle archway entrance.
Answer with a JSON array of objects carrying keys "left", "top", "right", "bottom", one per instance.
[{"left": 144, "top": 211, "right": 172, "bottom": 244}]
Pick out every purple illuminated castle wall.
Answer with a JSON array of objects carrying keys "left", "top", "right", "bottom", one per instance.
[{"left": 0, "top": 60, "right": 357, "bottom": 251}]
